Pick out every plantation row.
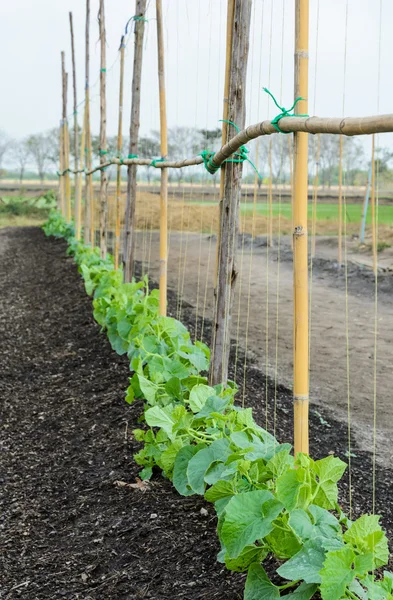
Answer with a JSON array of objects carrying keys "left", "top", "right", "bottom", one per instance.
[{"left": 44, "top": 211, "right": 393, "bottom": 600}]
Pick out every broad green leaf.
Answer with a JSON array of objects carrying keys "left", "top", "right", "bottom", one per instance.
[
  {"left": 224, "top": 544, "right": 267, "bottom": 572},
  {"left": 276, "top": 468, "right": 312, "bottom": 511},
  {"left": 230, "top": 430, "right": 252, "bottom": 449},
  {"left": 195, "top": 395, "right": 229, "bottom": 418},
  {"left": 319, "top": 547, "right": 356, "bottom": 600},
  {"left": 139, "top": 466, "right": 153, "bottom": 480},
  {"left": 117, "top": 317, "right": 132, "bottom": 340},
  {"left": 204, "top": 479, "right": 235, "bottom": 503},
  {"left": 145, "top": 405, "right": 175, "bottom": 437},
  {"left": 187, "top": 438, "right": 231, "bottom": 494},
  {"left": 221, "top": 490, "right": 282, "bottom": 558},
  {"left": 285, "top": 582, "right": 318, "bottom": 600},
  {"left": 244, "top": 563, "right": 280, "bottom": 600},
  {"left": 277, "top": 537, "right": 326, "bottom": 584},
  {"left": 204, "top": 461, "right": 227, "bottom": 485},
  {"left": 187, "top": 384, "right": 216, "bottom": 413},
  {"left": 289, "top": 506, "right": 341, "bottom": 543},
  {"left": 266, "top": 524, "right": 302, "bottom": 559},
  {"left": 160, "top": 440, "right": 184, "bottom": 477},
  {"left": 313, "top": 455, "right": 347, "bottom": 483},
  {"left": 165, "top": 377, "right": 182, "bottom": 400},
  {"left": 137, "top": 375, "right": 158, "bottom": 404},
  {"left": 343, "top": 514, "right": 389, "bottom": 568},
  {"left": 173, "top": 444, "right": 204, "bottom": 496},
  {"left": 266, "top": 448, "right": 294, "bottom": 478}
]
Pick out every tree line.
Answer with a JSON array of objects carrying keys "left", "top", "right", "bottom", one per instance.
[{"left": 1, "top": 125, "right": 392, "bottom": 187}]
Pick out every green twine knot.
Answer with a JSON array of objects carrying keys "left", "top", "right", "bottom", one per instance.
[
  {"left": 263, "top": 87, "right": 308, "bottom": 134},
  {"left": 128, "top": 154, "right": 138, "bottom": 159},
  {"left": 99, "top": 149, "right": 108, "bottom": 155},
  {"left": 125, "top": 15, "right": 148, "bottom": 34},
  {"left": 100, "top": 68, "right": 107, "bottom": 73},
  {"left": 200, "top": 119, "right": 262, "bottom": 179},
  {"left": 150, "top": 157, "right": 165, "bottom": 167}
]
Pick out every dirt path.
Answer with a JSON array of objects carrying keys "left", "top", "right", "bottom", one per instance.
[{"left": 136, "top": 231, "right": 393, "bottom": 466}]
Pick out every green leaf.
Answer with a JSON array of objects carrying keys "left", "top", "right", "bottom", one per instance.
[
  {"left": 266, "top": 524, "right": 302, "bottom": 559},
  {"left": 165, "top": 377, "right": 182, "bottom": 400},
  {"left": 244, "top": 563, "right": 280, "bottom": 600},
  {"left": 221, "top": 490, "right": 282, "bottom": 558},
  {"left": 139, "top": 466, "right": 153, "bottom": 480},
  {"left": 224, "top": 544, "right": 267, "bottom": 573},
  {"left": 160, "top": 440, "right": 184, "bottom": 477},
  {"left": 285, "top": 582, "right": 318, "bottom": 600},
  {"left": 187, "top": 384, "right": 216, "bottom": 413},
  {"left": 137, "top": 375, "right": 159, "bottom": 404},
  {"left": 145, "top": 405, "right": 175, "bottom": 437},
  {"left": 117, "top": 317, "right": 132, "bottom": 340},
  {"left": 343, "top": 514, "right": 389, "bottom": 568},
  {"left": 319, "top": 547, "right": 356, "bottom": 600},
  {"left": 173, "top": 444, "right": 204, "bottom": 496},
  {"left": 313, "top": 455, "right": 347, "bottom": 483},
  {"left": 195, "top": 395, "right": 229, "bottom": 418},
  {"left": 276, "top": 468, "right": 312, "bottom": 511},
  {"left": 187, "top": 438, "right": 231, "bottom": 494},
  {"left": 204, "top": 479, "right": 235, "bottom": 503},
  {"left": 289, "top": 506, "right": 341, "bottom": 543},
  {"left": 266, "top": 448, "right": 294, "bottom": 478},
  {"left": 277, "top": 537, "right": 327, "bottom": 584}
]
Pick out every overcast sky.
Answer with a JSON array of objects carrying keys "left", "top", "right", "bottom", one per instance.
[{"left": 0, "top": 0, "right": 391, "bottom": 158}]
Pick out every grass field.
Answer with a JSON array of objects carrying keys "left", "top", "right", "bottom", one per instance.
[{"left": 190, "top": 201, "right": 393, "bottom": 226}]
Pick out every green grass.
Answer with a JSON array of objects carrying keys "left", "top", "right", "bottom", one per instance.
[{"left": 190, "top": 201, "right": 393, "bottom": 225}]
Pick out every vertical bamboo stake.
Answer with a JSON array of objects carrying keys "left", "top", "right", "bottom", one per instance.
[
  {"left": 288, "top": 135, "right": 294, "bottom": 250},
  {"left": 338, "top": 135, "right": 343, "bottom": 264},
  {"left": 77, "top": 108, "right": 87, "bottom": 234},
  {"left": 114, "top": 36, "right": 126, "bottom": 271},
  {"left": 84, "top": 0, "right": 93, "bottom": 245},
  {"left": 268, "top": 139, "right": 273, "bottom": 246},
  {"left": 209, "top": 0, "right": 252, "bottom": 386},
  {"left": 156, "top": 0, "right": 168, "bottom": 315},
  {"left": 60, "top": 52, "right": 67, "bottom": 217},
  {"left": 59, "top": 122, "right": 65, "bottom": 215},
  {"left": 64, "top": 112, "right": 72, "bottom": 222},
  {"left": 99, "top": 0, "right": 108, "bottom": 258},
  {"left": 69, "top": 12, "right": 80, "bottom": 238},
  {"left": 214, "top": 0, "right": 235, "bottom": 290},
  {"left": 293, "top": 0, "right": 309, "bottom": 456},
  {"left": 123, "top": 0, "right": 147, "bottom": 282},
  {"left": 371, "top": 134, "right": 377, "bottom": 274},
  {"left": 311, "top": 134, "right": 320, "bottom": 257}
]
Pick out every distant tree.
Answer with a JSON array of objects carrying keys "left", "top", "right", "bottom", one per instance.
[
  {"left": 45, "top": 128, "right": 61, "bottom": 169},
  {"left": 10, "top": 139, "right": 30, "bottom": 183},
  {"left": 0, "top": 130, "right": 11, "bottom": 176},
  {"left": 374, "top": 147, "right": 393, "bottom": 174},
  {"left": 342, "top": 137, "right": 365, "bottom": 185},
  {"left": 137, "top": 134, "right": 161, "bottom": 183},
  {"left": 26, "top": 134, "right": 50, "bottom": 184},
  {"left": 319, "top": 134, "right": 340, "bottom": 188},
  {"left": 168, "top": 126, "right": 202, "bottom": 186},
  {"left": 91, "top": 134, "right": 118, "bottom": 162}
]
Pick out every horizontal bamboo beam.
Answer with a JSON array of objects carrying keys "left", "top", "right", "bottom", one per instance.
[{"left": 59, "top": 112, "right": 393, "bottom": 177}]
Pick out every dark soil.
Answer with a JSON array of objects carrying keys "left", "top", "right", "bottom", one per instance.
[{"left": 1, "top": 227, "right": 392, "bottom": 600}]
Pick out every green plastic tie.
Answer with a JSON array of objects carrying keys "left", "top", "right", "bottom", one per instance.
[
  {"left": 128, "top": 154, "right": 139, "bottom": 159},
  {"left": 100, "top": 68, "right": 107, "bottom": 73},
  {"left": 263, "top": 87, "right": 308, "bottom": 134},
  {"left": 200, "top": 119, "right": 262, "bottom": 179},
  {"left": 150, "top": 157, "right": 165, "bottom": 168},
  {"left": 99, "top": 149, "right": 108, "bottom": 155}
]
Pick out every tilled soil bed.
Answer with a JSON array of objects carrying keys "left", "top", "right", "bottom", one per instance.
[{"left": 1, "top": 227, "right": 392, "bottom": 600}]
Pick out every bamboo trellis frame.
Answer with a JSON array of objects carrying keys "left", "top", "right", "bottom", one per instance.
[{"left": 58, "top": 113, "right": 393, "bottom": 179}]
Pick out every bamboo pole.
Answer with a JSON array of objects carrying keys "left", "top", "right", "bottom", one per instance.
[
  {"left": 76, "top": 108, "right": 87, "bottom": 236},
  {"left": 338, "top": 135, "right": 343, "bottom": 264},
  {"left": 99, "top": 0, "right": 108, "bottom": 258},
  {"left": 288, "top": 135, "right": 294, "bottom": 250},
  {"left": 214, "top": 0, "right": 235, "bottom": 290},
  {"left": 69, "top": 12, "right": 80, "bottom": 238},
  {"left": 59, "top": 122, "right": 65, "bottom": 216},
  {"left": 76, "top": 112, "right": 393, "bottom": 177},
  {"left": 114, "top": 36, "right": 126, "bottom": 270},
  {"left": 293, "top": 0, "right": 309, "bottom": 456},
  {"left": 123, "top": 0, "right": 147, "bottom": 281},
  {"left": 84, "top": 0, "right": 93, "bottom": 245},
  {"left": 371, "top": 134, "right": 377, "bottom": 274},
  {"left": 209, "top": 0, "right": 252, "bottom": 386},
  {"left": 156, "top": 0, "right": 168, "bottom": 316},
  {"left": 311, "top": 134, "right": 320, "bottom": 257},
  {"left": 64, "top": 113, "right": 72, "bottom": 222}
]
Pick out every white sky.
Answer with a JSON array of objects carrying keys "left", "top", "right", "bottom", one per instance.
[{"left": 0, "top": 0, "right": 391, "bottom": 157}]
